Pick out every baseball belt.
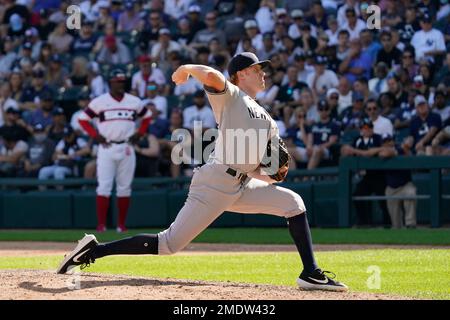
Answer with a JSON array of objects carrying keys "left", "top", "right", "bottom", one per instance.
[{"left": 225, "top": 167, "right": 248, "bottom": 184}]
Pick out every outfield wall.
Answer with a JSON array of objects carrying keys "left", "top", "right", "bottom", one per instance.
[{"left": 0, "top": 175, "right": 449, "bottom": 229}]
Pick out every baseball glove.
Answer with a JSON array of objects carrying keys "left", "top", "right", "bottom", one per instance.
[{"left": 260, "top": 136, "right": 291, "bottom": 182}]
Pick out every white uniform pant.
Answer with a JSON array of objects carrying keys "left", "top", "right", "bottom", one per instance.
[
  {"left": 158, "top": 163, "right": 306, "bottom": 255},
  {"left": 385, "top": 182, "right": 417, "bottom": 228},
  {"left": 96, "top": 143, "right": 136, "bottom": 197}
]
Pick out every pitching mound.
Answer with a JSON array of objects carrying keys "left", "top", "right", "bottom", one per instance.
[{"left": 0, "top": 269, "right": 410, "bottom": 300}]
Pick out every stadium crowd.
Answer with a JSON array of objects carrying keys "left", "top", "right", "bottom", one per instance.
[{"left": 0, "top": 0, "right": 449, "bottom": 186}]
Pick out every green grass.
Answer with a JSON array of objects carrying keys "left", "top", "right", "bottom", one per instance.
[
  {"left": 1, "top": 249, "right": 449, "bottom": 299},
  {"left": 1, "top": 228, "right": 450, "bottom": 245}
]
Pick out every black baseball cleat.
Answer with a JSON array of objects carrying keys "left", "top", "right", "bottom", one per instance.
[
  {"left": 297, "top": 269, "right": 349, "bottom": 292},
  {"left": 56, "top": 234, "right": 98, "bottom": 274}
]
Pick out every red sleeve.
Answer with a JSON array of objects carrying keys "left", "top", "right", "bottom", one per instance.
[
  {"left": 79, "top": 119, "right": 98, "bottom": 138},
  {"left": 138, "top": 117, "right": 151, "bottom": 135}
]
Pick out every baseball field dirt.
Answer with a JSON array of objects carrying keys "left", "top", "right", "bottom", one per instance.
[{"left": 0, "top": 242, "right": 421, "bottom": 300}]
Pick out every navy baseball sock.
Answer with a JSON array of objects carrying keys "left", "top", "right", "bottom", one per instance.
[
  {"left": 91, "top": 234, "right": 158, "bottom": 259},
  {"left": 287, "top": 213, "right": 318, "bottom": 274}
]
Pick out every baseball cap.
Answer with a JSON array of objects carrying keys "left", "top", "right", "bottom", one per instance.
[
  {"left": 33, "top": 69, "right": 45, "bottom": 78},
  {"left": 315, "top": 55, "right": 328, "bottom": 65},
  {"left": 421, "top": 13, "right": 432, "bottom": 23},
  {"left": 318, "top": 99, "right": 329, "bottom": 111},
  {"left": 50, "top": 54, "right": 62, "bottom": 63},
  {"left": 159, "top": 28, "right": 171, "bottom": 36},
  {"left": 33, "top": 123, "right": 45, "bottom": 132},
  {"left": 228, "top": 52, "right": 271, "bottom": 77},
  {"left": 63, "top": 126, "right": 74, "bottom": 136},
  {"left": 360, "top": 118, "right": 373, "bottom": 129},
  {"left": 244, "top": 20, "right": 258, "bottom": 29},
  {"left": 327, "top": 88, "right": 340, "bottom": 98},
  {"left": 109, "top": 68, "right": 126, "bottom": 81},
  {"left": 291, "top": 9, "right": 304, "bottom": 19},
  {"left": 188, "top": 4, "right": 201, "bottom": 13},
  {"left": 138, "top": 55, "right": 151, "bottom": 63},
  {"left": 23, "top": 42, "right": 33, "bottom": 50},
  {"left": 52, "top": 107, "right": 65, "bottom": 116},
  {"left": 381, "top": 133, "right": 393, "bottom": 143},
  {"left": 414, "top": 95, "right": 427, "bottom": 107},
  {"left": 124, "top": 0, "right": 134, "bottom": 9},
  {"left": 262, "top": 32, "right": 273, "bottom": 40},
  {"left": 6, "top": 106, "right": 20, "bottom": 114},
  {"left": 276, "top": 8, "right": 287, "bottom": 16}
]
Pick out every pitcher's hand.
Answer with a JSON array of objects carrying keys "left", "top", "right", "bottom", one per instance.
[{"left": 172, "top": 66, "right": 190, "bottom": 85}]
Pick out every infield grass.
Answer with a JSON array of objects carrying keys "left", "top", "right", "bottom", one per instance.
[
  {"left": 1, "top": 228, "right": 450, "bottom": 245},
  {"left": 0, "top": 249, "right": 449, "bottom": 299}
]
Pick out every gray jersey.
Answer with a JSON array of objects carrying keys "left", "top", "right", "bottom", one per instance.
[{"left": 205, "top": 81, "right": 279, "bottom": 173}]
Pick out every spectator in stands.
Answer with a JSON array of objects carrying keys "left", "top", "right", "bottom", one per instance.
[
  {"left": 399, "top": 47, "right": 419, "bottom": 82},
  {"left": 0, "top": 82, "right": 19, "bottom": 127},
  {"left": 292, "top": 53, "right": 314, "bottom": 84},
  {"left": 394, "top": 88, "right": 417, "bottom": 131},
  {"left": 137, "top": 10, "right": 164, "bottom": 54},
  {"left": 36, "top": 8, "right": 56, "bottom": 41},
  {"left": 379, "top": 134, "right": 417, "bottom": 229},
  {"left": 306, "top": 99, "right": 340, "bottom": 170},
  {"left": 325, "top": 15, "right": 339, "bottom": 46},
  {"left": 46, "top": 54, "right": 69, "bottom": 89},
  {"left": 306, "top": 56, "right": 339, "bottom": 99},
  {"left": 20, "top": 69, "right": 51, "bottom": 112},
  {"left": 360, "top": 29, "right": 382, "bottom": 66},
  {"left": 191, "top": 11, "right": 226, "bottom": 49},
  {"left": 71, "top": 20, "right": 98, "bottom": 56},
  {"left": 19, "top": 123, "right": 54, "bottom": 177},
  {"left": 341, "top": 7, "right": 366, "bottom": 40},
  {"left": 430, "top": 117, "right": 450, "bottom": 156},
  {"left": 300, "top": 88, "right": 319, "bottom": 126},
  {"left": 131, "top": 55, "right": 166, "bottom": 99},
  {"left": 353, "top": 77, "right": 377, "bottom": 104},
  {"left": 432, "top": 52, "right": 450, "bottom": 86},
  {"left": 277, "top": 65, "right": 307, "bottom": 116},
  {"left": 48, "top": 21, "right": 73, "bottom": 54},
  {"left": 174, "top": 17, "right": 196, "bottom": 56},
  {"left": 403, "top": 95, "right": 442, "bottom": 155},
  {"left": 376, "top": 30, "right": 402, "bottom": 68},
  {"left": 38, "top": 126, "right": 90, "bottom": 180},
  {"left": 432, "top": 89, "right": 450, "bottom": 122},
  {"left": 0, "top": 36, "right": 17, "bottom": 79},
  {"left": 378, "top": 92, "right": 398, "bottom": 124},
  {"left": 186, "top": 4, "right": 206, "bottom": 35},
  {"left": 48, "top": 107, "right": 67, "bottom": 143},
  {"left": 150, "top": 28, "right": 181, "bottom": 73},
  {"left": 307, "top": 1, "right": 328, "bottom": 32},
  {"left": 365, "top": 98, "right": 394, "bottom": 136},
  {"left": 325, "top": 88, "right": 339, "bottom": 119},
  {"left": 97, "top": 35, "right": 131, "bottom": 64},
  {"left": 141, "top": 82, "right": 168, "bottom": 120},
  {"left": 337, "top": 76, "right": 353, "bottom": 115},
  {"left": 235, "top": 20, "right": 263, "bottom": 55},
  {"left": 398, "top": 6, "right": 421, "bottom": 44},
  {"left": 257, "top": 32, "right": 278, "bottom": 61},
  {"left": 336, "top": 29, "right": 351, "bottom": 62},
  {"left": 286, "top": 107, "right": 309, "bottom": 169},
  {"left": 369, "top": 62, "right": 389, "bottom": 97},
  {"left": 0, "top": 107, "right": 30, "bottom": 142},
  {"left": 26, "top": 88, "right": 54, "bottom": 131},
  {"left": 88, "top": 62, "right": 107, "bottom": 98},
  {"left": 339, "top": 38, "right": 372, "bottom": 84},
  {"left": 164, "top": 0, "right": 190, "bottom": 21},
  {"left": 182, "top": 90, "right": 216, "bottom": 131},
  {"left": 411, "top": 13, "right": 446, "bottom": 64},
  {"left": 0, "top": 132, "right": 28, "bottom": 177},
  {"left": 117, "top": 0, "right": 141, "bottom": 32},
  {"left": 66, "top": 56, "right": 89, "bottom": 87},
  {"left": 9, "top": 71, "right": 25, "bottom": 104},
  {"left": 387, "top": 75, "right": 409, "bottom": 108},
  {"left": 340, "top": 92, "right": 366, "bottom": 132},
  {"left": 297, "top": 23, "right": 318, "bottom": 53},
  {"left": 337, "top": 0, "right": 360, "bottom": 29},
  {"left": 341, "top": 119, "right": 390, "bottom": 227},
  {"left": 134, "top": 132, "right": 160, "bottom": 177}
]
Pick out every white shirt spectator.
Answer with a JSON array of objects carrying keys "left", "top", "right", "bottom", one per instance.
[
  {"left": 235, "top": 34, "right": 264, "bottom": 55},
  {"left": 325, "top": 28, "right": 340, "bottom": 46},
  {"left": 0, "top": 140, "right": 28, "bottom": 156},
  {"left": 373, "top": 115, "right": 394, "bottom": 136},
  {"left": 131, "top": 69, "right": 166, "bottom": 98},
  {"left": 306, "top": 70, "right": 339, "bottom": 94},
  {"left": 368, "top": 77, "right": 388, "bottom": 97},
  {"left": 141, "top": 96, "right": 168, "bottom": 120},
  {"left": 337, "top": 2, "right": 360, "bottom": 27},
  {"left": 434, "top": 106, "right": 450, "bottom": 123},
  {"left": 411, "top": 28, "right": 446, "bottom": 62},
  {"left": 150, "top": 40, "right": 182, "bottom": 61},
  {"left": 0, "top": 98, "right": 19, "bottom": 127},
  {"left": 340, "top": 19, "right": 366, "bottom": 40},
  {"left": 297, "top": 66, "right": 314, "bottom": 83},
  {"left": 255, "top": 6, "right": 275, "bottom": 33},
  {"left": 79, "top": 0, "right": 103, "bottom": 22},
  {"left": 90, "top": 75, "right": 107, "bottom": 98},
  {"left": 183, "top": 105, "right": 216, "bottom": 130},
  {"left": 338, "top": 91, "right": 353, "bottom": 115},
  {"left": 164, "top": 0, "right": 190, "bottom": 20},
  {"left": 288, "top": 23, "right": 317, "bottom": 40}
]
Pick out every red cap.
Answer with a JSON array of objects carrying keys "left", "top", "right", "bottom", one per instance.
[{"left": 138, "top": 55, "right": 151, "bottom": 63}]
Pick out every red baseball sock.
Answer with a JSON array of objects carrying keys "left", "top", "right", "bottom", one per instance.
[
  {"left": 96, "top": 195, "right": 109, "bottom": 228},
  {"left": 117, "top": 197, "right": 130, "bottom": 228}
]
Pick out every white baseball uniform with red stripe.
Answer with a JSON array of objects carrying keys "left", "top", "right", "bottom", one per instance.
[{"left": 79, "top": 92, "right": 152, "bottom": 231}]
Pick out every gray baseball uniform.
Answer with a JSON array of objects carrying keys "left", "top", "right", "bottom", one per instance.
[{"left": 158, "top": 81, "right": 306, "bottom": 255}]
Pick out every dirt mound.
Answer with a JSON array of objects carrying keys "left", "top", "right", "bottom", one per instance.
[{"left": 0, "top": 270, "right": 409, "bottom": 300}]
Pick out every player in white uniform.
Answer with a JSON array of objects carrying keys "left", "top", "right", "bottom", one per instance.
[
  {"left": 78, "top": 69, "right": 152, "bottom": 233},
  {"left": 58, "top": 54, "right": 347, "bottom": 292}
]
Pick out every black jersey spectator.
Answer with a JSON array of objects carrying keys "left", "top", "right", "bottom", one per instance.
[
  {"left": 375, "top": 30, "right": 402, "bottom": 68},
  {"left": 0, "top": 107, "right": 30, "bottom": 142},
  {"left": 403, "top": 95, "right": 442, "bottom": 155},
  {"left": 71, "top": 20, "right": 98, "bottom": 56},
  {"left": 306, "top": 100, "right": 340, "bottom": 170},
  {"left": 20, "top": 69, "right": 51, "bottom": 112},
  {"left": 341, "top": 119, "right": 390, "bottom": 227},
  {"left": 340, "top": 92, "right": 366, "bottom": 132},
  {"left": 19, "top": 123, "right": 55, "bottom": 177},
  {"left": 286, "top": 107, "right": 310, "bottom": 168},
  {"left": 47, "top": 107, "right": 67, "bottom": 144},
  {"left": 36, "top": 9, "right": 56, "bottom": 41},
  {"left": 134, "top": 133, "right": 160, "bottom": 177},
  {"left": 0, "top": 132, "right": 28, "bottom": 177}
]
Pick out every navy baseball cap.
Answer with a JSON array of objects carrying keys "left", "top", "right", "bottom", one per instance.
[
  {"left": 360, "top": 118, "right": 373, "bottom": 129},
  {"left": 382, "top": 133, "right": 393, "bottom": 143},
  {"left": 52, "top": 107, "right": 65, "bottom": 116},
  {"left": 63, "top": 126, "right": 74, "bottom": 136},
  {"left": 228, "top": 52, "right": 271, "bottom": 77},
  {"left": 33, "top": 123, "right": 45, "bottom": 132},
  {"left": 109, "top": 69, "right": 126, "bottom": 81},
  {"left": 315, "top": 55, "right": 328, "bottom": 65}
]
